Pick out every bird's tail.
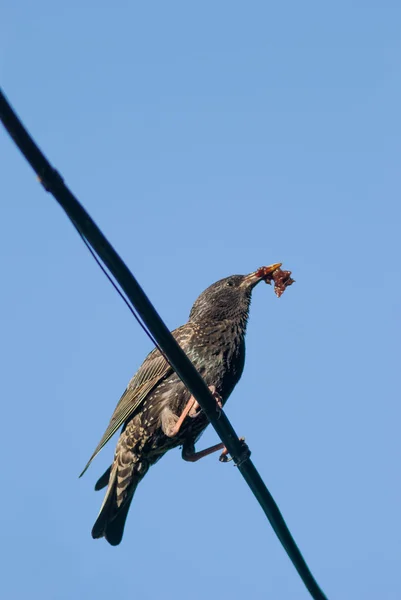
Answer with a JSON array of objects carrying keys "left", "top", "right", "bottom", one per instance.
[
  {"left": 94, "top": 466, "right": 111, "bottom": 491},
  {"left": 92, "top": 461, "right": 148, "bottom": 546}
]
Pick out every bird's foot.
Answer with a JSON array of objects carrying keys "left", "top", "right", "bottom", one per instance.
[
  {"left": 188, "top": 385, "right": 223, "bottom": 418},
  {"left": 188, "top": 401, "right": 201, "bottom": 417},
  {"left": 219, "top": 437, "right": 250, "bottom": 466},
  {"left": 209, "top": 385, "right": 223, "bottom": 418}
]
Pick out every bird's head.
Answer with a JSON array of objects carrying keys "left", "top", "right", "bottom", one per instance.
[{"left": 189, "top": 263, "right": 282, "bottom": 325}]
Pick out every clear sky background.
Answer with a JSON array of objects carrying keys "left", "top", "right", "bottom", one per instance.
[{"left": 1, "top": 2, "right": 400, "bottom": 599}]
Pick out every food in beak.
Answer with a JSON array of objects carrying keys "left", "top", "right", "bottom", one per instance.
[{"left": 255, "top": 265, "right": 295, "bottom": 298}]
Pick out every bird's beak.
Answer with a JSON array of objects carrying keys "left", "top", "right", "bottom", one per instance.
[{"left": 241, "top": 263, "right": 282, "bottom": 288}]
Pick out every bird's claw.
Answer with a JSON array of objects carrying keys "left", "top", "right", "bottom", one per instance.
[
  {"left": 188, "top": 401, "right": 201, "bottom": 418},
  {"left": 218, "top": 449, "right": 233, "bottom": 463},
  {"left": 209, "top": 385, "right": 223, "bottom": 419},
  {"left": 218, "top": 437, "right": 250, "bottom": 466},
  {"left": 189, "top": 386, "right": 223, "bottom": 419}
]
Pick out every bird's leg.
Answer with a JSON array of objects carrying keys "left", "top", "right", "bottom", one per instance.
[
  {"left": 163, "top": 386, "right": 223, "bottom": 438},
  {"left": 182, "top": 440, "right": 225, "bottom": 462},
  {"left": 161, "top": 400, "right": 198, "bottom": 438},
  {"left": 182, "top": 436, "right": 250, "bottom": 465}
]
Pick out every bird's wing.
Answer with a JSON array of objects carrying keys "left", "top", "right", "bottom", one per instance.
[{"left": 79, "top": 324, "right": 194, "bottom": 477}]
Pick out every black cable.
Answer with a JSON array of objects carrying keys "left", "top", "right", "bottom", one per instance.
[{"left": 0, "top": 88, "right": 329, "bottom": 600}]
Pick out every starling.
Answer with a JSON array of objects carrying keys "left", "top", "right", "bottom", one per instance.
[{"left": 81, "top": 263, "right": 286, "bottom": 545}]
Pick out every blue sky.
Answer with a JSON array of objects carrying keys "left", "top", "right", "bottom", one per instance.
[{"left": 1, "top": 2, "right": 400, "bottom": 599}]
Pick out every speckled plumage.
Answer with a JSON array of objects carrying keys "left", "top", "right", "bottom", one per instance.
[{"left": 82, "top": 268, "right": 278, "bottom": 545}]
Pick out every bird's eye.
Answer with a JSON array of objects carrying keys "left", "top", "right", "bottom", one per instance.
[{"left": 226, "top": 280, "right": 234, "bottom": 287}]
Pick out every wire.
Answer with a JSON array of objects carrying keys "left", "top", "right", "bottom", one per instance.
[
  {"left": 0, "top": 88, "right": 329, "bottom": 600},
  {"left": 76, "top": 227, "right": 169, "bottom": 362}
]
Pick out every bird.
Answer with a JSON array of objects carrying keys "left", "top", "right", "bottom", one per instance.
[{"left": 80, "top": 263, "right": 282, "bottom": 545}]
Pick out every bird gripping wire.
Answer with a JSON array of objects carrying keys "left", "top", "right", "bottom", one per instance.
[{"left": 0, "top": 88, "right": 328, "bottom": 600}]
